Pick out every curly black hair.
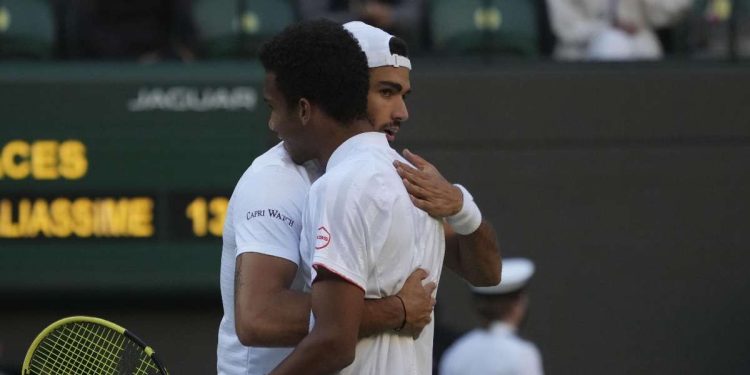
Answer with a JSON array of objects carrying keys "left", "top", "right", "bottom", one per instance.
[{"left": 259, "top": 19, "right": 369, "bottom": 125}]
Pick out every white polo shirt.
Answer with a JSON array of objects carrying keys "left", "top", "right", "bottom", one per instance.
[
  {"left": 217, "top": 142, "right": 321, "bottom": 375},
  {"left": 300, "top": 132, "right": 445, "bottom": 375},
  {"left": 440, "top": 322, "right": 544, "bottom": 375}
]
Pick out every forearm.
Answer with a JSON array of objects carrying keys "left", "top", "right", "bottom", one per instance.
[
  {"left": 270, "top": 329, "right": 353, "bottom": 375},
  {"left": 360, "top": 296, "right": 403, "bottom": 337},
  {"left": 236, "top": 289, "right": 311, "bottom": 347},
  {"left": 245, "top": 286, "right": 404, "bottom": 345},
  {"left": 248, "top": 292, "right": 402, "bottom": 344},
  {"left": 271, "top": 270, "right": 363, "bottom": 375},
  {"left": 444, "top": 220, "right": 501, "bottom": 286}
]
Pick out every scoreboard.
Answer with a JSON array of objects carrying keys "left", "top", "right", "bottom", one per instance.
[{"left": 0, "top": 62, "right": 272, "bottom": 296}]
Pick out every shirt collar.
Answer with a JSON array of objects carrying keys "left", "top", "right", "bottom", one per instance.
[
  {"left": 327, "top": 132, "right": 388, "bottom": 170},
  {"left": 489, "top": 321, "right": 517, "bottom": 335}
]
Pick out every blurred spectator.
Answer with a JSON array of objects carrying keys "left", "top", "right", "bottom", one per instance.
[
  {"left": 546, "top": 0, "right": 691, "bottom": 60},
  {"left": 689, "top": 0, "right": 750, "bottom": 59},
  {"left": 65, "top": 0, "right": 197, "bottom": 62},
  {"left": 297, "top": 0, "right": 425, "bottom": 49},
  {"left": 440, "top": 258, "right": 543, "bottom": 375}
]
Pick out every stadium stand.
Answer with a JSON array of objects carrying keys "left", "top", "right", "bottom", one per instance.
[
  {"left": 0, "top": 0, "right": 54, "bottom": 59},
  {"left": 687, "top": 0, "right": 750, "bottom": 58},
  {"left": 60, "top": 0, "right": 197, "bottom": 61},
  {"left": 192, "top": 0, "right": 238, "bottom": 57},
  {"left": 430, "top": 0, "right": 538, "bottom": 56},
  {"left": 194, "top": 0, "right": 295, "bottom": 58}
]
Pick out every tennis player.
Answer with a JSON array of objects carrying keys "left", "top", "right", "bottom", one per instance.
[{"left": 347, "top": 21, "right": 501, "bottom": 287}]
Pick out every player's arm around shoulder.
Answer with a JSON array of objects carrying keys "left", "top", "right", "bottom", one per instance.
[{"left": 393, "top": 149, "right": 501, "bottom": 286}]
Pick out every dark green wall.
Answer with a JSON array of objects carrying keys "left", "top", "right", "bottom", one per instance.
[{"left": 398, "top": 61, "right": 750, "bottom": 375}]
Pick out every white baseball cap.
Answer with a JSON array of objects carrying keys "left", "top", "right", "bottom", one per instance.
[
  {"left": 343, "top": 21, "right": 412, "bottom": 70},
  {"left": 470, "top": 258, "right": 535, "bottom": 295}
]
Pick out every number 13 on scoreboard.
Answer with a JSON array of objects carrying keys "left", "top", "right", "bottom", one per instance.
[{"left": 185, "top": 197, "right": 228, "bottom": 237}]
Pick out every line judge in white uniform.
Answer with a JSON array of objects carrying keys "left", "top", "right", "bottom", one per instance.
[{"left": 440, "top": 258, "right": 543, "bottom": 375}]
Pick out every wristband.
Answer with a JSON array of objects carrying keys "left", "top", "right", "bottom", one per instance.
[
  {"left": 394, "top": 295, "right": 407, "bottom": 332},
  {"left": 446, "top": 184, "right": 482, "bottom": 235}
]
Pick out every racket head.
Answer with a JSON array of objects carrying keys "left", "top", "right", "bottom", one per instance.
[{"left": 22, "top": 316, "right": 169, "bottom": 375}]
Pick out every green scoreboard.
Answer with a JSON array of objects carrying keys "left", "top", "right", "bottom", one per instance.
[{"left": 0, "top": 62, "right": 271, "bottom": 296}]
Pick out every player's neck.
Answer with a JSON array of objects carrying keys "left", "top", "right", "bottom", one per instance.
[{"left": 316, "top": 118, "right": 372, "bottom": 168}]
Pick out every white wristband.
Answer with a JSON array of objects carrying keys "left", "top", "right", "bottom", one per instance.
[{"left": 446, "top": 184, "right": 482, "bottom": 235}]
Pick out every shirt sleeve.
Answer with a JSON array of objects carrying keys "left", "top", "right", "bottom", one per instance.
[
  {"left": 310, "top": 173, "right": 389, "bottom": 292},
  {"left": 231, "top": 166, "right": 307, "bottom": 265}
]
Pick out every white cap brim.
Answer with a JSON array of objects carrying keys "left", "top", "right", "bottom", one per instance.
[
  {"left": 470, "top": 258, "right": 535, "bottom": 295},
  {"left": 343, "top": 21, "right": 411, "bottom": 70}
]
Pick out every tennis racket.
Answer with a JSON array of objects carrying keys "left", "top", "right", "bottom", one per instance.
[{"left": 22, "top": 316, "right": 169, "bottom": 375}]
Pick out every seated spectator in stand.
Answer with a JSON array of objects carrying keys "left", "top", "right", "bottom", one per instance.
[
  {"left": 689, "top": 0, "right": 750, "bottom": 59},
  {"left": 546, "top": 0, "right": 691, "bottom": 60},
  {"left": 67, "top": 0, "right": 197, "bottom": 62},
  {"left": 297, "top": 0, "right": 425, "bottom": 49}
]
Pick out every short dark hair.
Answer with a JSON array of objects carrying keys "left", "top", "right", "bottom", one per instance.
[
  {"left": 472, "top": 289, "right": 524, "bottom": 324},
  {"left": 259, "top": 19, "right": 369, "bottom": 124}
]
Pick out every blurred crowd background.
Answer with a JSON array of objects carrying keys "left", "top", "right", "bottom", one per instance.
[{"left": 1, "top": 0, "right": 749, "bottom": 62}]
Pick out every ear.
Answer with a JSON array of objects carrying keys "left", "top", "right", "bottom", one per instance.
[{"left": 297, "top": 98, "right": 312, "bottom": 126}]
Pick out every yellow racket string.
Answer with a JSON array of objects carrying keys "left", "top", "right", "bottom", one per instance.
[
  {"left": 25, "top": 318, "right": 165, "bottom": 375},
  {"left": 29, "top": 322, "right": 126, "bottom": 374}
]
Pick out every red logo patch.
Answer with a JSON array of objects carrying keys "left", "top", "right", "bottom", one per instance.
[{"left": 315, "top": 226, "right": 331, "bottom": 250}]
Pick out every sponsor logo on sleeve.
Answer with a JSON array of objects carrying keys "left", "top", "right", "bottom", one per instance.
[
  {"left": 315, "top": 226, "right": 331, "bottom": 250},
  {"left": 245, "top": 208, "right": 294, "bottom": 227}
]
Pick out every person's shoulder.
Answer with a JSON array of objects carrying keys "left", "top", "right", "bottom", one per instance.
[
  {"left": 510, "top": 336, "right": 543, "bottom": 372},
  {"left": 502, "top": 333, "right": 541, "bottom": 359},
  {"left": 247, "top": 142, "right": 298, "bottom": 172},
  {"left": 440, "top": 330, "right": 484, "bottom": 371},
  {"left": 229, "top": 145, "right": 310, "bottom": 205},
  {"left": 237, "top": 144, "right": 307, "bottom": 185},
  {"left": 516, "top": 337, "right": 542, "bottom": 357},
  {"left": 321, "top": 157, "right": 399, "bottom": 196},
  {"left": 444, "top": 329, "right": 485, "bottom": 356},
  {"left": 342, "top": 145, "right": 401, "bottom": 180}
]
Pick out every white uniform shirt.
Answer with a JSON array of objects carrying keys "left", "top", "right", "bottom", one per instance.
[
  {"left": 546, "top": 0, "right": 690, "bottom": 60},
  {"left": 440, "top": 322, "right": 544, "bottom": 375},
  {"left": 300, "top": 132, "right": 445, "bottom": 375},
  {"left": 217, "top": 142, "right": 321, "bottom": 375}
]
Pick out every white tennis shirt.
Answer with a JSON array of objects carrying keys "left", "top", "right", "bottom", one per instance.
[
  {"left": 300, "top": 132, "right": 446, "bottom": 375},
  {"left": 217, "top": 142, "right": 321, "bottom": 375}
]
